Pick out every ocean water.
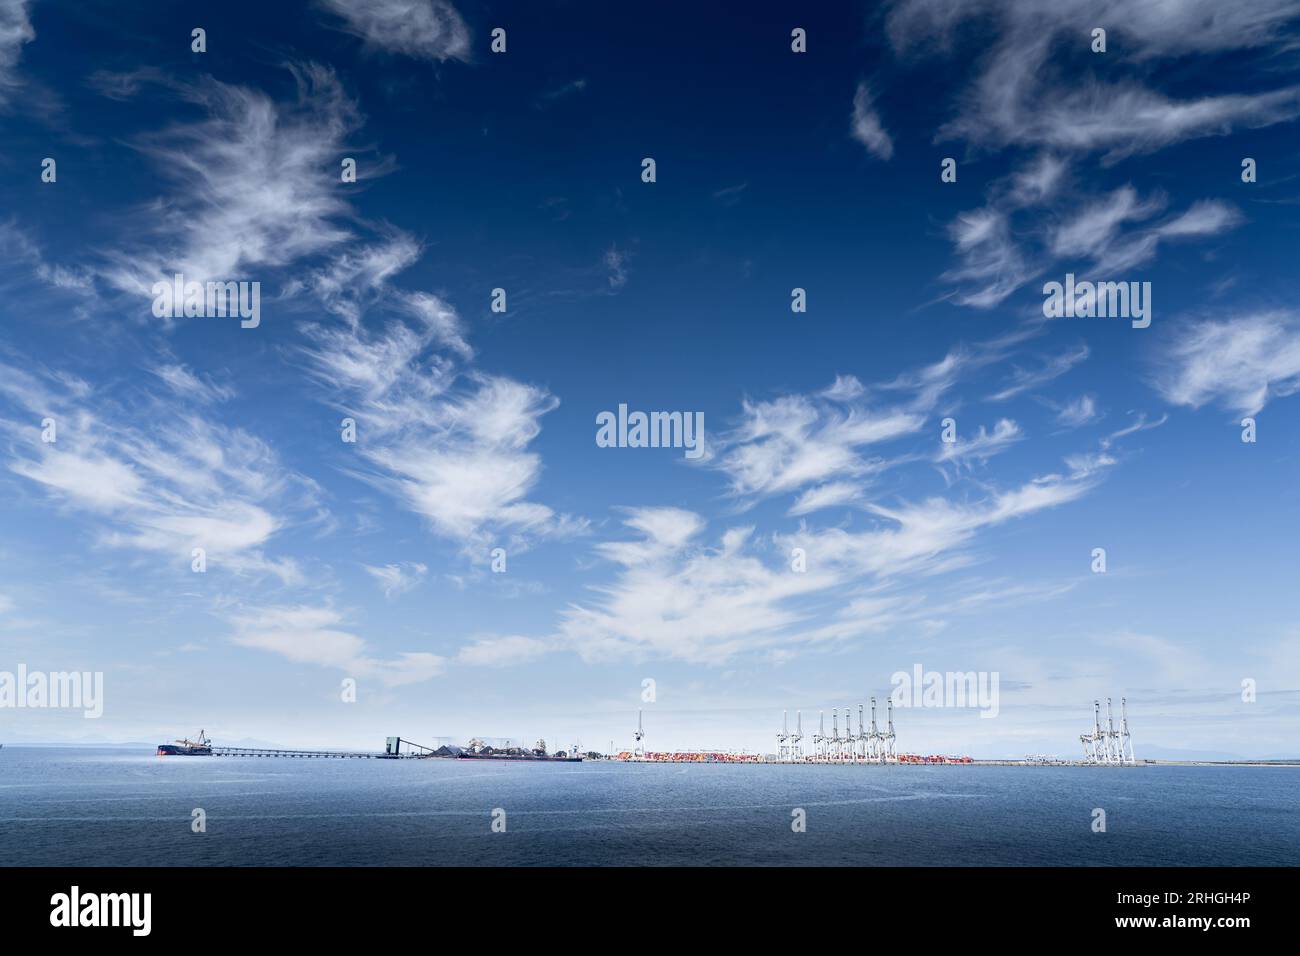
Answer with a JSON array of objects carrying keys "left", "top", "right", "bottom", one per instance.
[{"left": 1, "top": 747, "right": 1296, "bottom": 866}]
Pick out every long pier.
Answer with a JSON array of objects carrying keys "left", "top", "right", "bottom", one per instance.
[
  {"left": 212, "top": 746, "right": 382, "bottom": 759},
  {"left": 208, "top": 736, "right": 440, "bottom": 759}
]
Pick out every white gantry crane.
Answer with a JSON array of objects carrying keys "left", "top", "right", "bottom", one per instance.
[
  {"left": 881, "top": 699, "right": 897, "bottom": 762},
  {"left": 1080, "top": 698, "right": 1135, "bottom": 765},
  {"left": 776, "top": 700, "right": 902, "bottom": 765},
  {"left": 1080, "top": 699, "right": 1103, "bottom": 763},
  {"left": 1105, "top": 698, "right": 1121, "bottom": 765},
  {"left": 1120, "top": 697, "right": 1135, "bottom": 765},
  {"left": 633, "top": 709, "right": 646, "bottom": 759},
  {"left": 868, "top": 697, "right": 882, "bottom": 763}
]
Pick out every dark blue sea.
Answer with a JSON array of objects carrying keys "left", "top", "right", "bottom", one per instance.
[{"left": 1, "top": 748, "right": 1296, "bottom": 866}]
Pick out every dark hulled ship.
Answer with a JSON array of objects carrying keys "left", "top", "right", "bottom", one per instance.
[{"left": 156, "top": 730, "right": 213, "bottom": 756}]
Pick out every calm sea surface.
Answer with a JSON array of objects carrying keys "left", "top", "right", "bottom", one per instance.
[{"left": 1, "top": 747, "right": 1296, "bottom": 866}]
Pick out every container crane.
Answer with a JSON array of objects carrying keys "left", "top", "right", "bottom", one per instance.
[{"left": 776, "top": 710, "right": 790, "bottom": 762}]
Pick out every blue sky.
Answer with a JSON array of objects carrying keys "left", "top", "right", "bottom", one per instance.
[{"left": 1, "top": 0, "right": 1299, "bottom": 757}]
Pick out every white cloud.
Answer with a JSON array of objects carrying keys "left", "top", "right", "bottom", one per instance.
[
  {"left": 1154, "top": 311, "right": 1300, "bottom": 415},
  {"left": 1062, "top": 450, "right": 1115, "bottom": 479},
  {"left": 286, "top": 230, "right": 427, "bottom": 327},
  {"left": 784, "top": 459, "right": 1109, "bottom": 582},
  {"left": 1159, "top": 200, "right": 1244, "bottom": 240},
  {"left": 987, "top": 344, "right": 1089, "bottom": 402},
  {"left": 1018, "top": 83, "right": 1300, "bottom": 161},
  {"left": 1098, "top": 199, "right": 1243, "bottom": 272},
  {"left": 878, "top": 325, "right": 1040, "bottom": 408},
  {"left": 229, "top": 604, "right": 445, "bottom": 685},
  {"left": 0, "top": 0, "right": 34, "bottom": 108},
  {"left": 711, "top": 383, "right": 923, "bottom": 504},
  {"left": 0, "top": 220, "right": 93, "bottom": 293},
  {"left": 558, "top": 509, "right": 837, "bottom": 664},
  {"left": 559, "top": 455, "right": 1110, "bottom": 665},
  {"left": 935, "top": 418, "right": 1022, "bottom": 467},
  {"left": 788, "top": 481, "right": 863, "bottom": 516},
  {"left": 536, "top": 78, "right": 587, "bottom": 108},
  {"left": 319, "top": 0, "right": 471, "bottom": 63},
  {"left": 151, "top": 364, "right": 234, "bottom": 404},
  {"left": 603, "top": 246, "right": 629, "bottom": 291},
  {"left": 1101, "top": 411, "right": 1167, "bottom": 449},
  {"left": 456, "top": 635, "right": 548, "bottom": 667},
  {"left": 1009, "top": 154, "right": 1068, "bottom": 206},
  {"left": 0, "top": 358, "right": 311, "bottom": 582},
  {"left": 941, "top": 208, "right": 1032, "bottom": 308},
  {"left": 1055, "top": 394, "right": 1099, "bottom": 428},
  {"left": 712, "top": 331, "right": 1048, "bottom": 508},
  {"left": 850, "top": 82, "right": 894, "bottom": 159},
  {"left": 888, "top": 0, "right": 1300, "bottom": 158},
  {"left": 945, "top": 178, "right": 1240, "bottom": 307},
  {"left": 364, "top": 562, "right": 428, "bottom": 598},
  {"left": 1049, "top": 186, "right": 1163, "bottom": 259},
  {"left": 301, "top": 313, "right": 582, "bottom": 554},
  {"left": 100, "top": 64, "right": 360, "bottom": 297}
]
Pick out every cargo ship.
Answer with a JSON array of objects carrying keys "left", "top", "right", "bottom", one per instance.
[{"left": 156, "top": 730, "right": 213, "bottom": 756}]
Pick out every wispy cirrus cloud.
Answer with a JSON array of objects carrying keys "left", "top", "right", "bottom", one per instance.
[
  {"left": 1053, "top": 394, "right": 1099, "bottom": 428},
  {"left": 783, "top": 455, "right": 1109, "bottom": 583},
  {"left": 987, "top": 343, "right": 1089, "bottom": 402},
  {"left": 1154, "top": 311, "right": 1300, "bottom": 416},
  {"left": 559, "top": 452, "right": 1109, "bottom": 665},
  {"left": 935, "top": 418, "right": 1022, "bottom": 470},
  {"left": 1051, "top": 188, "right": 1243, "bottom": 274},
  {"left": 318, "top": 0, "right": 471, "bottom": 63},
  {"left": 536, "top": 78, "right": 587, "bottom": 108},
  {"left": 892, "top": 0, "right": 1287, "bottom": 308},
  {"left": 711, "top": 379, "right": 923, "bottom": 505},
  {"left": 300, "top": 307, "right": 584, "bottom": 556},
  {"left": 150, "top": 364, "right": 235, "bottom": 405},
  {"left": 850, "top": 81, "right": 894, "bottom": 160},
  {"left": 788, "top": 480, "right": 863, "bottom": 517},
  {"left": 0, "top": 358, "right": 314, "bottom": 582},
  {"left": 1049, "top": 186, "right": 1165, "bottom": 259},
  {"left": 456, "top": 635, "right": 549, "bottom": 667},
  {"left": 0, "top": 220, "right": 93, "bottom": 294},
  {"left": 603, "top": 246, "right": 631, "bottom": 291},
  {"left": 364, "top": 561, "right": 428, "bottom": 598},
  {"left": 558, "top": 510, "right": 838, "bottom": 664},
  {"left": 944, "top": 175, "right": 1241, "bottom": 308},
  {"left": 96, "top": 63, "right": 360, "bottom": 299},
  {"left": 284, "top": 230, "right": 426, "bottom": 327},
  {"left": 714, "top": 328, "right": 1048, "bottom": 508},
  {"left": 942, "top": 207, "right": 1034, "bottom": 308},
  {"left": 229, "top": 604, "right": 445, "bottom": 685},
  {"left": 0, "top": 0, "right": 34, "bottom": 109},
  {"left": 887, "top": 0, "right": 1300, "bottom": 159}
]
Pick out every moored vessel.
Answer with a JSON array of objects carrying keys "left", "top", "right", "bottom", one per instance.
[{"left": 157, "top": 729, "right": 213, "bottom": 756}]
